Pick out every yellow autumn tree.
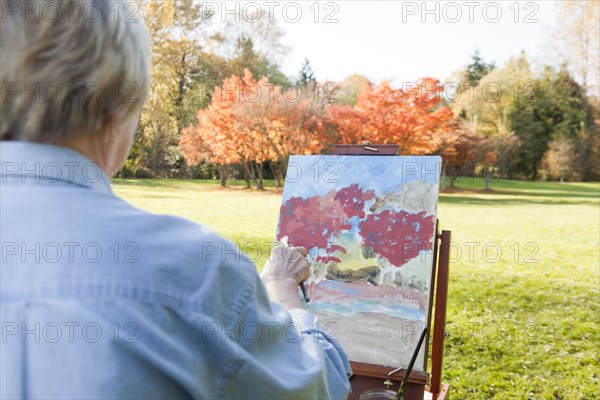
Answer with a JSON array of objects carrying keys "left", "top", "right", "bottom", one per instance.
[{"left": 131, "top": 0, "right": 221, "bottom": 177}]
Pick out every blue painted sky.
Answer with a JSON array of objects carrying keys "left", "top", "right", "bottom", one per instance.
[{"left": 282, "top": 155, "right": 441, "bottom": 199}]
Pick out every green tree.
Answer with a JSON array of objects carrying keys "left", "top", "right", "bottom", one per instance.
[
  {"left": 464, "top": 49, "right": 495, "bottom": 85},
  {"left": 449, "top": 52, "right": 532, "bottom": 178},
  {"left": 446, "top": 50, "right": 494, "bottom": 120},
  {"left": 509, "top": 67, "right": 590, "bottom": 179},
  {"left": 452, "top": 52, "right": 530, "bottom": 137},
  {"left": 297, "top": 58, "right": 317, "bottom": 87}
]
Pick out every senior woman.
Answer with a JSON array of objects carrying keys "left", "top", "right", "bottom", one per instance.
[{"left": 0, "top": 1, "right": 351, "bottom": 398}]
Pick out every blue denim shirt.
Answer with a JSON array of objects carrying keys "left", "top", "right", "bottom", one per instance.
[{"left": 0, "top": 142, "right": 351, "bottom": 399}]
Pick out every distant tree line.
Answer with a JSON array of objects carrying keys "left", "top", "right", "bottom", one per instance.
[{"left": 449, "top": 50, "right": 599, "bottom": 182}]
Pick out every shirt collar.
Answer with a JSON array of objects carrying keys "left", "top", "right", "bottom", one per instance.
[{"left": 0, "top": 141, "right": 113, "bottom": 194}]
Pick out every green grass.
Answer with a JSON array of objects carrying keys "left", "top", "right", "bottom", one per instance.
[
  {"left": 112, "top": 177, "right": 600, "bottom": 399},
  {"left": 112, "top": 179, "right": 283, "bottom": 251}
]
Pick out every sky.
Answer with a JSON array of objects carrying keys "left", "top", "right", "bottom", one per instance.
[{"left": 263, "top": 1, "right": 561, "bottom": 84}]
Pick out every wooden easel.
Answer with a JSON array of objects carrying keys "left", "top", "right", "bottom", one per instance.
[{"left": 333, "top": 144, "right": 451, "bottom": 400}]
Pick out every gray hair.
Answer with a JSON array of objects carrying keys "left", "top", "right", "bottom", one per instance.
[{"left": 1, "top": 0, "right": 150, "bottom": 142}]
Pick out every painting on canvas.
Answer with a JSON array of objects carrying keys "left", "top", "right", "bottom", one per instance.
[{"left": 276, "top": 155, "right": 441, "bottom": 369}]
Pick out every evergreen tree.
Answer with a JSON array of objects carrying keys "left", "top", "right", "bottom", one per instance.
[
  {"left": 298, "top": 58, "right": 317, "bottom": 87},
  {"left": 465, "top": 49, "right": 495, "bottom": 85}
]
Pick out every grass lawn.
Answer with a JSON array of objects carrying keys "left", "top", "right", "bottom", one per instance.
[{"left": 112, "top": 177, "right": 600, "bottom": 399}]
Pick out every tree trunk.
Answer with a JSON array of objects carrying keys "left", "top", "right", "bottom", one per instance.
[
  {"left": 281, "top": 155, "right": 290, "bottom": 179},
  {"left": 241, "top": 161, "right": 252, "bottom": 188},
  {"left": 247, "top": 162, "right": 258, "bottom": 188},
  {"left": 485, "top": 166, "right": 492, "bottom": 190},
  {"left": 152, "top": 132, "right": 161, "bottom": 178},
  {"left": 219, "top": 164, "right": 227, "bottom": 187},
  {"left": 447, "top": 165, "right": 457, "bottom": 188},
  {"left": 441, "top": 164, "right": 447, "bottom": 191},
  {"left": 255, "top": 162, "right": 264, "bottom": 190},
  {"left": 270, "top": 162, "right": 282, "bottom": 188}
]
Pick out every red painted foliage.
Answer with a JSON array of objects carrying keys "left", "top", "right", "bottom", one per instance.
[
  {"left": 278, "top": 185, "right": 434, "bottom": 268},
  {"left": 315, "top": 256, "right": 342, "bottom": 264},
  {"left": 334, "top": 183, "right": 376, "bottom": 219},
  {"left": 277, "top": 191, "right": 351, "bottom": 251},
  {"left": 359, "top": 210, "right": 435, "bottom": 268},
  {"left": 326, "top": 244, "right": 347, "bottom": 254}
]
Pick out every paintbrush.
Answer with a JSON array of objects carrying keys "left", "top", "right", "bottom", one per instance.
[
  {"left": 280, "top": 237, "right": 310, "bottom": 302},
  {"left": 388, "top": 326, "right": 428, "bottom": 400}
]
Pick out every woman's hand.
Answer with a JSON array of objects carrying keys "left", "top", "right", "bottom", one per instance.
[
  {"left": 261, "top": 245, "right": 310, "bottom": 310},
  {"left": 262, "top": 245, "right": 310, "bottom": 285}
]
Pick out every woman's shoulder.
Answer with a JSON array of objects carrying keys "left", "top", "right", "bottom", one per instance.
[{"left": 106, "top": 196, "right": 260, "bottom": 289}]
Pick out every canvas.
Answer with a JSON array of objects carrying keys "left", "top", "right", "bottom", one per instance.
[{"left": 276, "top": 155, "right": 441, "bottom": 369}]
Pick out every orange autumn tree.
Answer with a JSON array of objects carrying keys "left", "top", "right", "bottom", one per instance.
[
  {"left": 232, "top": 74, "right": 324, "bottom": 188},
  {"left": 325, "top": 78, "right": 454, "bottom": 153},
  {"left": 180, "top": 70, "right": 323, "bottom": 188},
  {"left": 180, "top": 74, "right": 243, "bottom": 186}
]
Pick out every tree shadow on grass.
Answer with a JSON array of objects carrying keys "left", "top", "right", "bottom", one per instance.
[
  {"left": 439, "top": 193, "right": 598, "bottom": 206},
  {"left": 440, "top": 182, "right": 599, "bottom": 206},
  {"left": 447, "top": 178, "right": 599, "bottom": 196},
  {"left": 113, "top": 178, "right": 283, "bottom": 192}
]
